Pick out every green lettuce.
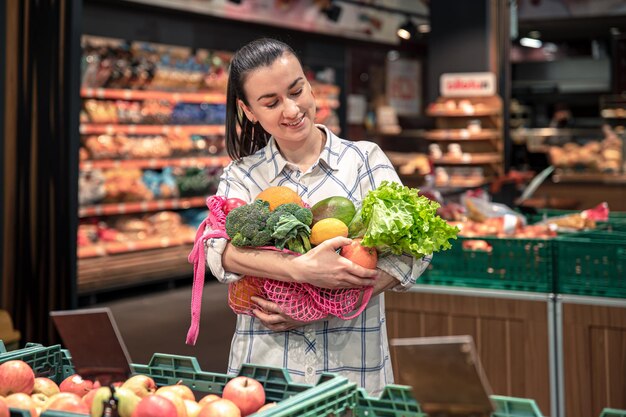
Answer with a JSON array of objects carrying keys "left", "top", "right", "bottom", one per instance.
[{"left": 350, "top": 181, "right": 459, "bottom": 258}]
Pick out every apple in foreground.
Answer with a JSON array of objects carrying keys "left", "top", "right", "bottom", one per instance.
[
  {"left": 33, "top": 377, "right": 60, "bottom": 397},
  {"left": 222, "top": 377, "right": 265, "bottom": 417},
  {"left": 257, "top": 402, "right": 277, "bottom": 412},
  {"left": 45, "top": 392, "right": 90, "bottom": 414},
  {"left": 0, "top": 360, "right": 35, "bottom": 396},
  {"left": 198, "top": 394, "right": 220, "bottom": 407},
  {"left": 59, "top": 374, "right": 94, "bottom": 396},
  {"left": 131, "top": 394, "right": 178, "bottom": 417},
  {"left": 122, "top": 375, "right": 157, "bottom": 398},
  {"left": 0, "top": 397, "right": 9, "bottom": 417},
  {"left": 155, "top": 389, "right": 187, "bottom": 417},
  {"left": 156, "top": 383, "right": 195, "bottom": 402},
  {"left": 198, "top": 398, "right": 241, "bottom": 417},
  {"left": 5, "top": 393, "right": 38, "bottom": 417},
  {"left": 340, "top": 238, "right": 377, "bottom": 269},
  {"left": 184, "top": 399, "right": 202, "bottom": 417}
]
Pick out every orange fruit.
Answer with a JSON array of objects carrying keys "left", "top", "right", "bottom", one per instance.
[
  {"left": 310, "top": 218, "right": 349, "bottom": 246},
  {"left": 255, "top": 186, "right": 304, "bottom": 211}
]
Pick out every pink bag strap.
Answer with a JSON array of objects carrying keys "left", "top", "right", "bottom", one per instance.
[
  {"left": 186, "top": 196, "right": 229, "bottom": 345},
  {"left": 333, "top": 286, "right": 374, "bottom": 320}
]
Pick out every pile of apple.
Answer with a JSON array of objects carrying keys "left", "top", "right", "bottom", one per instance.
[{"left": 0, "top": 359, "right": 277, "bottom": 417}]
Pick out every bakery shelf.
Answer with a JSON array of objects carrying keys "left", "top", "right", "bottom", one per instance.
[
  {"left": 79, "top": 124, "right": 225, "bottom": 135},
  {"left": 79, "top": 196, "right": 207, "bottom": 217},
  {"left": 80, "top": 156, "right": 231, "bottom": 170},
  {"left": 77, "top": 234, "right": 195, "bottom": 259},
  {"left": 552, "top": 172, "right": 626, "bottom": 185},
  {"left": 315, "top": 98, "right": 340, "bottom": 109},
  {"left": 80, "top": 88, "right": 226, "bottom": 104},
  {"left": 433, "top": 153, "right": 502, "bottom": 165},
  {"left": 426, "top": 108, "right": 501, "bottom": 117},
  {"left": 424, "top": 129, "right": 500, "bottom": 141}
]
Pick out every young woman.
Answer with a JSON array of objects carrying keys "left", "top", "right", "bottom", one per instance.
[{"left": 206, "top": 38, "right": 430, "bottom": 395}]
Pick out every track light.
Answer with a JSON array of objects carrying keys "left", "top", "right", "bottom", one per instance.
[
  {"left": 321, "top": 1, "right": 342, "bottom": 22},
  {"left": 397, "top": 17, "right": 417, "bottom": 40}
]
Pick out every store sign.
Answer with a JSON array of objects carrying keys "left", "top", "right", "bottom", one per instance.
[{"left": 440, "top": 72, "right": 496, "bottom": 97}]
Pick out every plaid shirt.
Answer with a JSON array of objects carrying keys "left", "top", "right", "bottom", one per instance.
[{"left": 206, "top": 125, "right": 431, "bottom": 395}]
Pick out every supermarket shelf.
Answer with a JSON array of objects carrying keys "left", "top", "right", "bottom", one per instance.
[
  {"left": 80, "top": 124, "right": 225, "bottom": 135},
  {"left": 368, "top": 129, "right": 426, "bottom": 138},
  {"left": 426, "top": 109, "right": 501, "bottom": 117},
  {"left": 315, "top": 98, "right": 340, "bottom": 109},
  {"left": 436, "top": 179, "right": 491, "bottom": 190},
  {"left": 552, "top": 172, "right": 626, "bottom": 185},
  {"left": 433, "top": 153, "right": 502, "bottom": 165},
  {"left": 424, "top": 129, "right": 500, "bottom": 141},
  {"left": 80, "top": 88, "right": 226, "bottom": 104},
  {"left": 78, "top": 244, "right": 194, "bottom": 294},
  {"left": 80, "top": 156, "right": 230, "bottom": 170},
  {"left": 79, "top": 196, "right": 207, "bottom": 217},
  {"left": 78, "top": 235, "right": 196, "bottom": 259}
]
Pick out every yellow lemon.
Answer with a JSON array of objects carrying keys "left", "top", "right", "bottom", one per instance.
[{"left": 309, "top": 218, "right": 349, "bottom": 246}]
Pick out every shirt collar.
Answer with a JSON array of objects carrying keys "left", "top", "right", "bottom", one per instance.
[{"left": 264, "top": 124, "right": 340, "bottom": 182}]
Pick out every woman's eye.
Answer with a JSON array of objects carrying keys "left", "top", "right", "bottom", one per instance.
[
  {"left": 266, "top": 101, "right": 279, "bottom": 108},
  {"left": 291, "top": 88, "right": 303, "bottom": 96}
]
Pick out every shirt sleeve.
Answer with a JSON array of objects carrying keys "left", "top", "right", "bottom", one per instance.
[
  {"left": 204, "top": 162, "right": 251, "bottom": 284},
  {"left": 358, "top": 142, "right": 431, "bottom": 290}
]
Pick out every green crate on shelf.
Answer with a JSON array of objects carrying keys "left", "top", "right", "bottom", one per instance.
[
  {"left": 421, "top": 236, "right": 555, "bottom": 293},
  {"left": 600, "top": 408, "right": 626, "bottom": 417},
  {"left": 490, "top": 395, "right": 544, "bottom": 417},
  {"left": 353, "top": 384, "right": 427, "bottom": 417},
  {"left": 555, "top": 230, "right": 626, "bottom": 298},
  {"left": 0, "top": 342, "right": 74, "bottom": 384}
]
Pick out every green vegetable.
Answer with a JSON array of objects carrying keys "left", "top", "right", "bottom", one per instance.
[
  {"left": 271, "top": 213, "right": 311, "bottom": 254},
  {"left": 356, "top": 181, "right": 459, "bottom": 258},
  {"left": 225, "top": 200, "right": 273, "bottom": 247}
]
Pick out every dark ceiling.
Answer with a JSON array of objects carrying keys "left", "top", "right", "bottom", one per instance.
[{"left": 518, "top": 15, "right": 626, "bottom": 41}]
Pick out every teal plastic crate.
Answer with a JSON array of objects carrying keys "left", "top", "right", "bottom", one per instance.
[
  {"left": 0, "top": 342, "right": 75, "bottom": 384},
  {"left": 555, "top": 230, "right": 626, "bottom": 298},
  {"left": 421, "top": 236, "right": 555, "bottom": 293},
  {"left": 490, "top": 395, "right": 544, "bottom": 417},
  {"left": 600, "top": 408, "right": 626, "bottom": 417},
  {"left": 353, "top": 385, "right": 427, "bottom": 417}
]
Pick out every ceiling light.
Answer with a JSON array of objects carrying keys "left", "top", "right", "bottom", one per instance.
[
  {"left": 397, "top": 17, "right": 417, "bottom": 40},
  {"left": 520, "top": 37, "right": 542, "bottom": 48},
  {"left": 321, "top": 1, "right": 342, "bottom": 22}
]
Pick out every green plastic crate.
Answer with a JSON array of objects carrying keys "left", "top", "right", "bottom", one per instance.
[
  {"left": 353, "top": 384, "right": 427, "bottom": 417},
  {"left": 600, "top": 408, "right": 626, "bottom": 417},
  {"left": 490, "top": 395, "right": 544, "bottom": 417},
  {"left": 0, "top": 342, "right": 75, "bottom": 384},
  {"left": 421, "top": 236, "right": 555, "bottom": 293},
  {"left": 555, "top": 230, "right": 626, "bottom": 298}
]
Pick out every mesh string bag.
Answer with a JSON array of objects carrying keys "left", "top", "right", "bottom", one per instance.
[{"left": 187, "top": 196, "right": 373, "bottom": 345}]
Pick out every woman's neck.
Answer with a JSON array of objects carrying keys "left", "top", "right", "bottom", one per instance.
[{"left": 276, "top": 127, "right": 326, "bottom": 173}]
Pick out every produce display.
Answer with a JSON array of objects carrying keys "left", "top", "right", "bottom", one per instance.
[{"left": 548, "top": 125, "right": 623, "bottom": 173}]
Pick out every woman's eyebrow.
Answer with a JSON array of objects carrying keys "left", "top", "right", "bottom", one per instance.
[{"left": 256, "top": 77, "right": 304, "bottom": 101}]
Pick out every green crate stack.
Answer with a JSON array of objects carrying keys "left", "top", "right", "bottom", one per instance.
[
  {"left": 421, "top": 236, "right": 555, "bottom": 293},
  {"left": 600, "top": 408, "right": 626, "bottom": 417},
  {"left": 490, "top": 395, "right": 544, "bottom": 417},
  {"left": 353, "top": 385, "right": 427, "bottom": 417},
  {"left": 555, "top": 230, "right": 626, "bottom": 298},
  {"left": 0, "top": 342, "right": 74, "bottom": 384}
]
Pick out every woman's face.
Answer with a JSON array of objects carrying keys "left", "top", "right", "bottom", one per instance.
[{"left": 239, "top": 53, "right": 317, "bottom": 145}]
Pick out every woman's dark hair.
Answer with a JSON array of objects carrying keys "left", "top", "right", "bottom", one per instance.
[{"left": 225, "top": 38, "right": 300, "bottom": 160}]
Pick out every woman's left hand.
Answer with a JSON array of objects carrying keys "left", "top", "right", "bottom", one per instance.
[{"left": 251, "top": 296, "right": 306, "bottom": 332}]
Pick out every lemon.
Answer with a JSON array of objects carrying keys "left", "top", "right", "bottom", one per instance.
[{"left": 309, "top": 218, "right": 349, "bottom": 246}]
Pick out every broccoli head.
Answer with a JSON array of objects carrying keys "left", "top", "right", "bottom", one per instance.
[
  {"left": 225, "top": 200, "right": 273, "bottom": 247},
  {"left": 273, "top": 203, "right": 313, "bottom": 226}
]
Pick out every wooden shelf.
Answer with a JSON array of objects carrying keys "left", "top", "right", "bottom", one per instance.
[
  {"left": 79, "top": 196, "right": 207, "bottom": 218},
  {"left": 80, "top": 88, "right": 226, "bottom": 104},
  {"left": 80, "top": 156, "right": 230, "bottom": 170},
  {"left": 315, "top": 98, "right": 340, "bottom": 109},
  {"left": 552, "top": 172, "right": 626, "bottom": 185},
  {"left": 80, "top": 124, "right": 225, "bottom": 136},
  {"left": 433, "top": 153, "right": 502, "bottom": 165},
  {"left": 424, "top": 129, "right": 500, "bottom": 141},
  {"left": 426, "top": 108, "right": 501, "bottom": 117}
]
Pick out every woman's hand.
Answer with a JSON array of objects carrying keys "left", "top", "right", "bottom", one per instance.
[
  {"left": 251, "top": 296, "right": 309, "bottom": 332},
  {"left": 290, "top": 236, "right": 378, "bottom": 289}
]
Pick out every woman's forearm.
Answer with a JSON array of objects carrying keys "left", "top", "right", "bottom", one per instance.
[{"left": 222, "top": 243, "right": 298, "bottom": 282}]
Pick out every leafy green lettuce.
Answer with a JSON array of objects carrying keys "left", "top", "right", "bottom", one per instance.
[{"left": 349, "top": 181, "right": 459, "bottom": 258}]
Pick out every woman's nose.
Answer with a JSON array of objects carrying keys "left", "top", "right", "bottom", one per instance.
[{"left": 283, "top": 99, "right": 299, "bottom": 117}]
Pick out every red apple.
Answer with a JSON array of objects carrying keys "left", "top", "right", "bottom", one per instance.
[
  {"left": 155, "top": 390, "right": 187, "bottom": 417},
  {"left": 115, "top": 387, "right": 142, "bottom": 417},
  {"left": 122, "top": 375, "right": 157, "bottom": 398},
  {"left": 131, "top": 394, "right": 178, "bottom": 417},
  {"left": 0, "top": 397, "right": 9, "bottom": 417},
  {"left": 5, "top": 393, "right": 37, "bottom": 416},
  {"left": 33, "top": 377, "right": 60, "bottom": 397},
  {"left": 45, "top": 392, "right": 89, "bottom": 414},
  {"left": 198, "top": 398, "right": 241, "bottom": 417},
  {"left": 60, "top": 374, "right": 94, "bottom": 396},
  {"left": 198, "top": 394, "right": 220, "bottom": 407},
  {"left": 82, "top": 387, "right": 99, "bottom": 409},
  {"left": 31, "top": 392, "right": 48, "bottom": 408},
  {"left": 222, "top": 377, "right": 265, "bottom": 417},
  {"left": 156, "top": 383, "right": 195, "bottom": 402},
  {"left": 340, "top": 238, "right": 378, "bottom": 269},
  {"left": 224, "top": 198, "right": 246, "bottom": 214},
  {"left": 257, "top": 402, "right": 277, "bottom": 412},
  {"left": 184, "top": 399, "right": 202, "bottom": 417},
  {"left": 0, "top": 360, "right": 35, "bottom": 395}
]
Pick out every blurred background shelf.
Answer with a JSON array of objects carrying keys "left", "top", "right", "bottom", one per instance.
[
  {"left": 80, "top": 88, "right": 226, "bottom": 103},
  {"left": 79, "top": 196, "right": 207, "bottom": 217},
  {"left": 80, "top": 124, "right": 225, "bottom": 135},
  {"left": 80, "top": 156, "right": 230, "bottom": 170}
]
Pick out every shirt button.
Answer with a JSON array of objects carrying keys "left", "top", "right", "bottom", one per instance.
[{"left": 306, "top": 366, "right": 314, "bottom": 375}]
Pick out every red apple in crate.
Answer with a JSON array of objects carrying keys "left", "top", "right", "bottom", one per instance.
[
  {"left": 155, "top": 389, "right": 188, "bottom": 417},
  {"left": 31, "top": 392, "right": 48, "bottom": 408},
  {"left": 0, "top": 397, "right": 8, "bottom": 417},
  {"left": 0, "top": 360, "right": 35, "bottom": 395},
  {"left": 221, "top": 377, "right": 265, "bottom": 417},
  {"left": 131, "top": 394, "right": 178, "bottom": 417},
  {"left": 198, "top": 394, "right": 220, "bottom": 407},
  {"left": 5, "top": 393, "right": 37, "bottom": 416},
  {"left": 33, "top": 377, "right": 60, "bottom": 397},
  {"left": 184, "top": 399, "right": 202, "bottom": 417},
  {"left": 82, "top": 387, "right": 99, "bottom": 409},
  {"left": 257, "top": 402, "right": 277, "bottom": 412},
  {"left": 44, "top": 392, "right": 89, "bottom": 414},
  {"left": 198, "top": 398, "right": 241, "bottom": 417},
  {"left": 122, "top": 375, "right": 157, "bottom": 398},
  {"left": 115, "top": 387, "right": 142, "bottom": 417},
  {"left": 340, "top": 238, "right": 377, "bottom": 269},
  {"left": 60, "top": 374, "right": 94, "bottom": 396},
  {"left": 156, "top": 383, "right": 196, "bottom": 402}
]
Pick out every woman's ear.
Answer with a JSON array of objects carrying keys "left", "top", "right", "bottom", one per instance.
[{"left": 237, "top": 99, "right": 256, "bottom": 124}]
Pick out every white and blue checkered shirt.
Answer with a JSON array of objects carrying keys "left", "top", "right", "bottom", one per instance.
[{"left": 206, "top": 125, "right": 431, "bottom": 395}]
